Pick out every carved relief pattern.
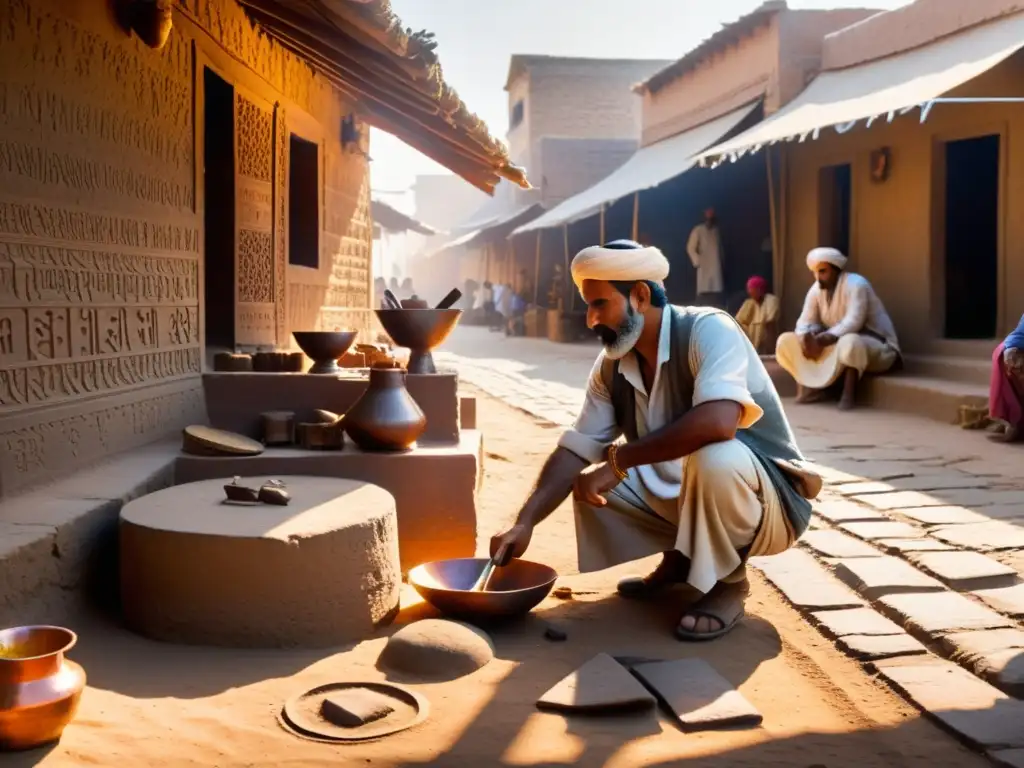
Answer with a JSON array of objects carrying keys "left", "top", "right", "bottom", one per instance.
[
  {"left": 237, "top": 96, "right": 273, "bottom": 183},
  {"left": 274, "top": 106, "right": 288, "bottom": 345},
  {"left": 237, "top": 230, "right": 274, "bottom": 304}
]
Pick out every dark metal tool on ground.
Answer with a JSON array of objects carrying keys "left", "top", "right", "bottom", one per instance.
[{"left": 435, "top": 288, "right": 462, "bottom": 310}]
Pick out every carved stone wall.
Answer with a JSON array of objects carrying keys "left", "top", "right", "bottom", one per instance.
[{"left": 0, "top": 0, "right": 372, "bottom": 497}]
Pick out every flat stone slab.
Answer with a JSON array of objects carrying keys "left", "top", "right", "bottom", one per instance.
[
  {"left": 931, "top": 489, "right": 1024, "bottom": 508},
  {"left": 536, "top": 653, "right": 655, "bottom": 713},
  {"left": 991, "top": 749, "right": 1024, "bottom": 768},
  {"left": 833, "top": 556, "right": 945, "bottom": 599},
  {"left": 800, "top": 530, "right": 882, "bottom": 559},
  {"left": 972, "top": 584, "right": 1024, "bottom": 618},
  {"left": 874, "top": 659, "right": 1024, "bottom": 749},
  {"left": 810, "top": 607, "right": 905, "bottom": 637},
  {"left": 930, "top": 522, "right": 1024, "bottom": 552},
  {"left": 853, "top": 491, "right": 946, "bottom": 510},
  {"left": 836, "top": 633, "right": 928, "bottom": 661},
  {"left": 812, "top": 497, "right": 885, "bottom": 523},
  {"left": 940, "top": 628, "right": 1024, "bottom": 660},
  {"left": 751, "top": 550, "right": 865, "bottom": 611},
  {"left": 877, "top": 538, "right": 954, "bottom": 554},
  {"left": 938, "top": 628, "right": 1024, "bottom": 698},
  {"left": 897, "top": 506, "right": 992, "bottom": 526},
  {"left": 632, "top": 658, "right": 762, "bottom": 730},
  {"left": 879, "top": 592, "right": 1015, "bottom": 637},
  {"left": 908, "top": 551, "right": 1018, "bottom": 591},
  {"left": 840, "top": 521, "right": 926, "bottom": 541}
]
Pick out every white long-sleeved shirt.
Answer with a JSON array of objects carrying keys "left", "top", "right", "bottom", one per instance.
[
  {"left": 795, "top": 272, "right": 900, "bottom": 352},
  {"left": 686, "top": 223, "right": 724, "bottom": 295}
]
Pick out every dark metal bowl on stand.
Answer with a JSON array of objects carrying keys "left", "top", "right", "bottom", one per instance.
[
  {"left": 292, "top": 331, "right": 358, "bottom": 374},
  {"left": 375, "top": 309, "right": 462, "bottom": 375},
  {"left": 407, "top": 557, "right": 557, "bottom": 622}
]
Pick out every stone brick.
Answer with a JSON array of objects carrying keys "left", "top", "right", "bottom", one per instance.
[
  {"left": 940, "top": 630, "right": 1024, "bottom": 699},
  {"left": 973, "top": 584, "right": 1024, "bottom": 618},
  {"left": 930, "top": 522, "right": 1024, "bottom": 552},
  {"left": 853, "top": 491, "right": 944, "bottom": 510},
  {"left": 812, "top": 497, "right": 885, "bottom": 523},
  {"left": 907, "top": 551, "right": 1018, "bottom": 591},
  {"left": 874, "top": 659, "right": 1024, "bottom": 749},
  {"left": 877, "top": 538, "right": 954, "bottom": 553},
  {"left": 896, "top": 506, "right": 991, "bottom": 526},
  {"left": 940, "top": 628, "right": 1024, "bottom": 660},
  {"left": 750, "top": 550, "right": 865, "bottom": 611},
  {"left": 840, "top": 521, "right": 925, "bottom": 540},
  {"left": 800, "top": 529, "right": 882, "bottom": 559},
  {"left": 834, "top": 556, "right": 945, "bottom": 599},
  {"left": 836, "top": 633, "right": 927, "bottom": 661},
  {"left": 810, "top": 607, "right": 905, "bottom": 637},
  {"left": 879, "top": 592, "right": 1015, "bottom": 637}
]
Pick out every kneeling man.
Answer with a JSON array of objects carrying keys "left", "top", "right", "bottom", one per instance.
[
  {"left": 490, "top": 240, "right": 820, "bottom": 641},
  {"left": 776, "top": 247, "right": 900, "bottom": 410}
]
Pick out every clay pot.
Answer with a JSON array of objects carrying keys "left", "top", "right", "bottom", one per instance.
[
  {"left": 0, "top": 626, "right": 86, "bottom": 751},
  {"left": 344, "top": 367, "right": 426, "bottom": 451}
]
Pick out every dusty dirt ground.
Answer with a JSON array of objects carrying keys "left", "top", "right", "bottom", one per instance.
[{"left": 13, "top": 391, "right": 991, "bottom": 768}]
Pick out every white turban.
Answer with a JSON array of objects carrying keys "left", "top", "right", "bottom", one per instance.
[
  {"left": 807, "top": 246, "right": 847, "bottom": 272},
  {"left": 571, "top": 240, "right": 670, "bottom": 292}
]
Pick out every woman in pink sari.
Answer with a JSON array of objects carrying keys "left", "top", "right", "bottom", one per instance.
[{"left": 990, "top": 313, "right": 1024, "bottom": 442}]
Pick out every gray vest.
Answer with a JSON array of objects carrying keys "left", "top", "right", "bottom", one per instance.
[{"left": 600, "top": 305, "right": 812, "bottom": 539}]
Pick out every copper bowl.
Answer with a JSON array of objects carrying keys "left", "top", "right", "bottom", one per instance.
[
  {"left": 0, "top": 625, "right": 86, "bottom": 751},
  {"left": 408, "top": 557, "right": 557, "bottom": 622},
  {"left": 292, "top": 331, "right": 359, "bottom": 374},
  {"left": 374, "top": 309, "right": 462, "bottom": 374}
]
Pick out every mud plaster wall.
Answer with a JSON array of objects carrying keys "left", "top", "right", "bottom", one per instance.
[
  {"left": 779, "top": 54, "right": 1024, "bottom": 352},
  {"left": 0, "top": 0, "right": 372, "bottom": 498}
]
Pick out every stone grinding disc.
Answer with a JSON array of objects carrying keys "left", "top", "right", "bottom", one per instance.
[
  {"left": 279, "top": 681, "right": 429, "bottom": 742},
  {"left": 182, "top": 425, "right": 264, "bottom": 456}
]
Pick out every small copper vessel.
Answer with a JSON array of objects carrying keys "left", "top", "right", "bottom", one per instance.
[
  {"left": 0, "top": 625, "right": 86, "bottom": 751},
  {"left": 344, "top": 366, "right": 426, "bottom": 451}
]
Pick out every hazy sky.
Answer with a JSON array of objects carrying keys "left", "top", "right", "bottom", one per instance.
[{"left": 370, "top": 0, "right": 911, "bottom": 198}]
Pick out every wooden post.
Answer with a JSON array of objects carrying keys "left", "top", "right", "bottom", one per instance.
[
  {"left": 533, "top": 230, "right": 542, "bottom": 305},
  {"left": 564, "top": 224, "right": 574, "bottom": 311},
  {"left": 631, "top": 192, "right": 639, "bottom": 241},
  {"left": 779, "top": 144, "right": 789, "bottom": 309},
  {"left": 599, "top": 203, "right": 606, "bottom": 245},
  {"left": 766, "top": 146, "right": 780, "bottom": 296}
]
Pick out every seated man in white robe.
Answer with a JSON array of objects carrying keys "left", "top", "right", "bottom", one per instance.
[
  {"left": 776, "top": 247, "right": 900, "bottom": 411},
  {"left": 489, "top": 240, "right": 820, "bottom": 642}
]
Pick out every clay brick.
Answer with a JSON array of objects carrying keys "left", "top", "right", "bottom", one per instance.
[
  {"left": 750, "top": 550, "right": 865, "bottom": 611},
  {"left": 874, "top": 659, "right": 1024, "bottom": 749},
  {"left": 930, "top": 522, "right": 1024, "bottom": 552},
  {"left": 833, "top": 556, "right": 945, "bottom": 599},
  {"left": 840, "top": 521, "right": 925, "bottom": 540},
  {"left": 810, "top": 607, "right": 905, "bottom": 637},
  {"left": 800, "top": 529, "right": 882, "bottom": 559},
  {"left": 907, "top": 551, "right": 1018, "bottom": 591},
  {"left": 836, "top": 633, "right": 927, "bottom": 661},
  {"left": 879, "top": 592, "right": 1015, "bottom": 637},
  {"left": 973, "top": 584, "right": 1024, "bottom": 618}
]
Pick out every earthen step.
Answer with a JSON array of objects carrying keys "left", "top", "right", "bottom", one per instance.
[{"left": 860, "top": 374, "right": 988, "bottom": 425}]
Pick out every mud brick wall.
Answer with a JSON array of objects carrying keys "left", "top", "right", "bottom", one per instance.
[{"left": 0, "top": 0, "right": 373, "bottom": 498}]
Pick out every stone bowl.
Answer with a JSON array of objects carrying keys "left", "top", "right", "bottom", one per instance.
[
  {"left": 292, "top": 331, "right": 358, "bottom": 375},
  {"left": 375, "top": 309, "right": 462, "bottom": 374},
  {"left": 408, "top": 557, "right": 557, "bottom": 622}
]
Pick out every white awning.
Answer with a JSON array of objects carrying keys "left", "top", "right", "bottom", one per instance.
[
  {"left": 428, "top": 203, "right": 544, "bottom": 258},
  {"left": 698, "top": 12, "right": 1024, "bottom": 164},
  {"left": 512, "top": 101, "right": 760, "bottom": 236}
]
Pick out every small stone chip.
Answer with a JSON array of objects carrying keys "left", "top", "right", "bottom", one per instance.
[
  {"left": 320, "top": 689, "right": 394, "bottom": 727},
  {"left": 544, "top": 625, "right": 568, "bottom": 642}
]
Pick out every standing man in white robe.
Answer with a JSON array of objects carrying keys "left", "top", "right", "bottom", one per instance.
[
  {"left": 776, "top": 247, "right": 900, "bottom": 411},
  {"left": 489, "top": 240, "right": 819, "bottom": 642},
  {"left": 686, "top": 207, "right": 724, "bottom": 307}
]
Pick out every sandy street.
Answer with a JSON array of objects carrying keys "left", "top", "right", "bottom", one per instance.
[{"left": 10, "top": 388, "right": 989, "bottom": 768}]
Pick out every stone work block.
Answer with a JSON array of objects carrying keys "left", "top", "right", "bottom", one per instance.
[
  {"left": 833, "top": 556, "right": 945, "bottom": 599},
  {"left": 972, "top": 584, "right": 1024, "bottom": 618},
  {"left": 840, "top": 521, "right": 925, "bottom": 541},
  {"left": 874, "top": 659, "right": 1024, "bottom": 749},
  {"left": 800, "top": 529, "right": 882, "bottom": 559},
  {"left": 930, "top": 523, "right": 1024, "bottom": 552},
  {"left": 750, "top": 550, "right": 865, "bottom": 611},
  {"left": 879, "top": 592, "right": 1015, "bottom": 637},
  {"left": 907, "top": 551, "right": 1017, "bottom": 591}
]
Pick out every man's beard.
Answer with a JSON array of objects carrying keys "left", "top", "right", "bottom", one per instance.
[{"left": 594, "top": 307, "right": 645, "bottom": 360}]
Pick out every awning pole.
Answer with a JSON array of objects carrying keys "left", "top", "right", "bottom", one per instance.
[
  {"left": 533, "top": 230, "right": 542, "bottom": 306},
  {"left": 599, "top": 203, "right": 606, "bottom": 245},
  {"left": 631, "top": 192, "right": 639, "bottom": 241},
  {"left": 564, "top": 224, "right": 574, "bottom": 311},
  {"left": 779, "top": 144, "right": 789, "bottom": 310},
  {"left": 766, "top": 146, "right": 780, "bottom": 297}
]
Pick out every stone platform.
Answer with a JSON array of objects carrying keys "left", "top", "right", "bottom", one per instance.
[
  {"left": 174, "top": 431, "right": 483, "bottom": 571},
  {"left": 120, "top": 476, "right": 401, "bottom": 648}
]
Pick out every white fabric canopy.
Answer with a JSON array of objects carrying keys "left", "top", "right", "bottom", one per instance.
[
  {"left": 698, "top": 12, "right": 1024, "bottom": 164},
  {"left": 512, "top": 101, "right": 760, "bottom": 236}
]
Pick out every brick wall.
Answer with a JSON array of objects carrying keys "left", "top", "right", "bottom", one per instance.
[{"left": 534, "top": 137, "right": 639, "bottom": 207}]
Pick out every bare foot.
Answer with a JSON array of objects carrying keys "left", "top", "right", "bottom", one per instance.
[
  {"left": 617, "top": 550, "right": 690, "bottom": 598},
  {"left": 675, "top": 578, "right": 749, "bottom": 641}
]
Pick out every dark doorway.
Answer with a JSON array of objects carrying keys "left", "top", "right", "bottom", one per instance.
[
  {"left": 203, "top": 67, "right": 236, "bottom": 351},
  {"left": 819, "top": 163, "right": 852, "bottom": 258},
  {"left": 944, "top": 134, "right": 999, "bottom": 339},
  {"left": 288, "top": 135, "right": 320, "bottom": 269}
]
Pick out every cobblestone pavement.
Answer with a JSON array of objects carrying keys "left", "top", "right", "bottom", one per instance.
[{"left": 438, "top": 326, "right": 1024, "bottom": 761}]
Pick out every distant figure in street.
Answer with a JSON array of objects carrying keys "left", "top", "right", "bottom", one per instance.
[
  {"left": 496, "top": 282, "right": 513, "bottom": 330},
  {"left": 735, "top": 276, "right": 779, "bottom": 355},
  {"left": 686, "top": 207, "right": 724, "bottom": 307},
  {"left": 481, "top": 281, "right": 495, "bottom": 327},
  {"left": 776, "top": 247, "right": 900, "bottom": 411},
  {"left": 508, "top": 291, "right": 527, "bottom": 336},
  {"left": 989, "top": 313, "right": 1024, "bottom": 442},
  {"left": 374, "top": 277, "right": 387, "bottom": 309}
]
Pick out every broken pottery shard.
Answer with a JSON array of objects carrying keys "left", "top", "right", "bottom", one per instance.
[
  {"left": 632, "top": 658, "right": 762, "bottom": 731},
  {"left": 536, "top": 653, "right": 655, "bottom": 714},
  {"left": 321, "top": 689, "right": 395, "bottom": 727}
]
